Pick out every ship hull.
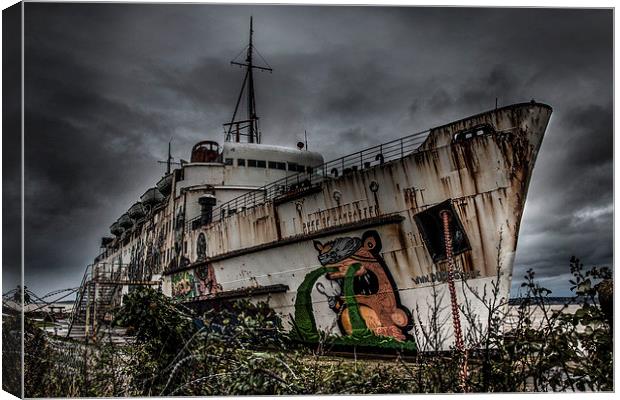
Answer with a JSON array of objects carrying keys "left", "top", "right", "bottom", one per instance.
[{"left": 160, "top": 102, "right": 552, "bottom": 351}]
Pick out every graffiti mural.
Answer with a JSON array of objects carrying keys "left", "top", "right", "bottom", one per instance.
[
  {"left": 195, "top": 263, "right": 221, "bottom": 296},
  {"left": 171, "top": 270, "right": 195, "bottom": 299},
  {"left": 293, "top": 230, "right": 415, "bottom": 350},
  {"left": 128, "top": 240, "right": 146, "bottom": 282},
  {"left": 196, "top": 233, "right": 207, "bottom": 261},
  {"left": 171, "top": 264, "right": 220, "bottom": 300}
]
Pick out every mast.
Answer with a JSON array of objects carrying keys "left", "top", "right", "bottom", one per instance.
[
  {"left": 167, "top": 140, "right": 171, "bottom": 174},
  {"left": 158, "top": 140, "right": 181, "bottom": 173},
  {"left": 247, "top": 17, "right": 256, "bottom": 142},
  {"left": 225, "top": 17, "right": 272, "bottom": 144}
]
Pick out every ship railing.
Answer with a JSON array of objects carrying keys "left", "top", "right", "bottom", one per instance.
[
  {"left": 66, "top": 264, "right": 93, "bottom": 337},
  {"left": 92, "top": 262, "right": 152, "bottom": 284},
  {"left": 91, "top": 262, "right": 126, "bottom": 282},
  {"left": 186, "top": 128, "right": 431, "bottom": 230},
  {"left": 67, "top": 262, "right": 139, "bottom": 335},
  {"left": 94, "top": 249, "right": 111, "bottom": 264},
  {"left": 94, "top": 263, "right": 129, "bottom": 328}
]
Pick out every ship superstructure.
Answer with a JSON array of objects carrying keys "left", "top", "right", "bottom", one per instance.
[
  {"left": 67, "top": 19, "right": 323, "bottom": 337},
  {"left": 68, "top": 21, "right": 552, "bottom": 352}
]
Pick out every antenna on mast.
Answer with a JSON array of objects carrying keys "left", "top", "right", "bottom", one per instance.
[
  {"left": 224, "top": 17, "right": 273, "bottom": 144},
  {"left": 158, "top": 139, "right": 182, "bottom": 172},
  {"left": 167, "top": 140, "right": 172, "bottom": 174},
  {"left": 304, "top": 130, "right": 308, "bottom": 151}
]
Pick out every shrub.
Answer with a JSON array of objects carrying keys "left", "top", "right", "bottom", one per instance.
[{"left": 16, "top": 257, "right": 613, "bottom": 396}]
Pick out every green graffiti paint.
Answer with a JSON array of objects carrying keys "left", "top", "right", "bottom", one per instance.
[
  {"left": 293, "top": 263, "right": 416, "bottom": 352},
  {"left": 171, "top": 270, "right": 196, "bottom": 299},
  {"left": 343, "top": 263, "right": 368, "bottom": 337},
  {"left": 293, "top": 265, "right": 336, "bottom": 341}
]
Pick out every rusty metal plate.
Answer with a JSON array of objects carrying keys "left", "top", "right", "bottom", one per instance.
[{"left": 414, "top": 199, "right": 471, "bottom": 263}]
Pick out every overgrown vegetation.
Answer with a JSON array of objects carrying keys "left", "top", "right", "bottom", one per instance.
[
  {"left": 5, "top": 257, "right": 613, "bottom": 396},
  {"left": 460, "top": 257, "right": 613, "bottom": 392}
]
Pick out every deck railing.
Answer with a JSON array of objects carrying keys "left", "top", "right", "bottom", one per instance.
[
  {"left": 187, "top": 128, "right": 431, "bottom": 230},
  {"left": 66, "top": 264, "right": 92, "bottom": 337},
  {"left": 66, "top": 261, "right": 152, "bottom": 337}
]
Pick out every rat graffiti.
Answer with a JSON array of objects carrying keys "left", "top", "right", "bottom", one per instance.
[{"left": 294, "top": 230, "right": 414, "bottom": 348}]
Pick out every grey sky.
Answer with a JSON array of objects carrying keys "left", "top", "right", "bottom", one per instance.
[{"left": 13, "top": 4, "right": 612, "bottom": 297}]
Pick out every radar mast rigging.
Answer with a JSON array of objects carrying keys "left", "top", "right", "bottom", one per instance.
[{"left": 224, "top": 17, "right": 272, "bottom": 144}]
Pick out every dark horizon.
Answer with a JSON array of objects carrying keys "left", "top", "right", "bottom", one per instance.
[{"left": 7, "top": 4, "right": 613, "bottom": 298}]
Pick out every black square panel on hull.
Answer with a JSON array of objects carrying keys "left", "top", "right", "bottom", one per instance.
[{"left": 414, "top": 199, "right": 471, "bottom": 263}]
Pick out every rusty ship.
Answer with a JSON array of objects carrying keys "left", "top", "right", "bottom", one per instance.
[{"left": 67, "top": 20, "right": 552, "bottom": 352}]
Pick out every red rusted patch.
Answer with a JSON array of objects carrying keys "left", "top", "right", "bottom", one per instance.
[
  {"left": 190, "top": 140, "right": 220, "bottom": 162},
  {"left": 460, "top": 250, "right": 475, "bottom": 274}
]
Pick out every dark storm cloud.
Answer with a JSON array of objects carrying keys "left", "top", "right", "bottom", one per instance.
[
  {"left": 513, "top": 101, "right": 613, "bottom": 295},
  {"left": 2, "top": 3, "right": 22, "bottom": 291},
  {"left": 19, "top": 4, "right": 612, "bottom": 297}
]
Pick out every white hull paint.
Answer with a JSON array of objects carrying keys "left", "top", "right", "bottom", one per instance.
[
  {"left": 74, "top": 102, "right": 551, "bottom": 352},
  {"left": 161, "top": 102, "right": 552, "bottom": 350}
]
